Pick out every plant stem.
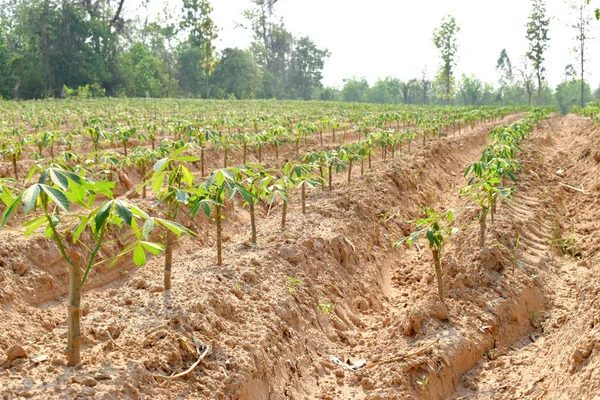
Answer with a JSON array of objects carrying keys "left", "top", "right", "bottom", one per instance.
[
  {"left": 45, "top": 210, "right": 80, "bottom": 367},
  {"left": 479, "top": 207, "right": 488, "bottom": 249},
  {"left": 164, "top": 229, "right": 174, "bottom": 290},
  {"left": 250, "top": 202, "right": 257, "bottom": 245},
  {"left": 432, "top": 249, "right": 444, "bottom": 302},
  {"left": 281, "top": 201, "right": 287, "bottom": 229},
  {"left": 216, "top": 204, "right": 222, "bottom": 266},
  {"left": 301, "top": 184, "right": 306, "bottom": 214}
]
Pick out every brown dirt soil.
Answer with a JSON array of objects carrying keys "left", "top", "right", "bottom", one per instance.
[{"left": 1, "top": 114, "right": 599, "bottom": 400}]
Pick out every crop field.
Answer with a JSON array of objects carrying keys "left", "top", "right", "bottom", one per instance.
[{"left": 0, "top": 99, "right": 600, "bottom": 399}]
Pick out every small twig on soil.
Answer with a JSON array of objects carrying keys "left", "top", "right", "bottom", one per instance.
[
  {"left": 106, "top": 330, "right": 126, "bottom": 351},
  {"left": 365, "top": 339, "right": 439, "bottom": 369},
  {"left": 153, "top": 345, "right": 212, "bottom": 381},
  {"left": 415, "top": 243, "right": 423, "bottom": 259},
  {"left": 559, "top": 182, "right": 586, "bottom": 194}
]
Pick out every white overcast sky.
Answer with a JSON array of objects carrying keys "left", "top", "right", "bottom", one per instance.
[{"left": 139, "top": 0, "right": 600, "bottom": 89}]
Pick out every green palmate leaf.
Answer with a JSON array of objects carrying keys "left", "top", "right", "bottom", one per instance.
[
  {"left": 45, "top": 223, "right": 54, "bottom": 239},
  {"left": 156, "top": 218, "right": 194, "bottom": 236},
  {"left": 176, "top": 189, "right": 189, "bottom": 204},
  {"left": 23, "top": 216, "right": 48, "bottom": 236},
  {"left": 426, "top": 229, "right": 436, "bottom": 247},
  {"left": 142, "top": 218, "right": 154, "bottom": 240},
  {"left": 182, "top": 167, "right": 195, "bottom": 187},
  {"left": 133, "top": 243, "right": 146, "bottom": 267},
  {"left": 141, "top": 241, "right": 163, "bottom": 255},
  {"left": 109, "top": 241, "right": 137, "bottom": 269},
  {"left": 73, "top": 214, "right": 92, "bottom": 243},
  {"left": 47, "top": 168, "right": 70, "bottom": 190},
  {"left": 1, "top": 194, "right": 22, "bottom": 227},
  {"left": 151, "top": 172, "right": 165, "bottom": 194},
  {"left": 22, "top": 184, "right": 41, "bottom": 213},
  {"left": 115, "top": 200, "right": 133, "bottom": 226},
  {"left": 94, "top": 202, "right": 112, "bottom": 230},
  {"left": 41, "top": 185, "right": 70, "bottom": 213},
  {"left": 153, "top": 157, "right": 169, "bottom": 173},
  {"left": 176, "top": 155, "right": 199, "bottom": 163},
  {"left": 202, "top": 201, "right": 211, "bottom": 217}
]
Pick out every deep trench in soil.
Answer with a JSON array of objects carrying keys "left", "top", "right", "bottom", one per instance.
[{"left": 0, "top": 114, "right": 599, "bottom": 400}]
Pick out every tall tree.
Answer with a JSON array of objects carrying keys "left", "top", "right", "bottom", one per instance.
[
  {"left": 419, "top": 67, "right": 432, "bottom": 104},
  {"left": 0, "top": 25, "right": 15, "bottom": 98},
  {"left": 432, "top": 15, "right": 460, "bottom": 104},
  {"left": 180, "top": 0, "right": 219, "bottom": 98},
  {"left": 341, "top": 77, "right": 369, "bottom": 102},
  {"left": 517, "top": 58, "right": 535, "bottom": 106},
  {"left": 287, "top": 36, "right": 330, "bottom": 100},
  {"left": 496, "top": 49, "right": 514, "bottom": 101},
  {"left": 569, "top": 0, "right": 595, "bottom": 107},
  {"left": 526, "top": 0, "right": 550, "bottom": 106}
]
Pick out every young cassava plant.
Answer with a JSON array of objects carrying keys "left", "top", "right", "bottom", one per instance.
[
  {"left": 147, "top": 146, "right": 198, "bottom": 291},
  {"left": 1, "top": 167, "right": 167, "bottom": 366},
  {"left": 189, "top": 166, "right": 255, "bottom": 266},
  {"left": 394, "top": 207, "right": 458, "bottom": 302}
]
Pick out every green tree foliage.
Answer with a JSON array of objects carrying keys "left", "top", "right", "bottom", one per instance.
[
  {"left": 287, "top": 37, "right": 331, "bottom": 100},
  {"left": 526, "top": 0, "right": 550, "bottom": 106},
  {"left": 341, "top": 77, "right": 370, "bottom": 102},
  {"left": 433, "top": 15, "right": 461, "bottom": 104},
  {"left": 496, "top": 49, "right": 514, "bottom": 101},
  {"left": 243, "top": 1, "right": 329, "bottom": 99},
  {"left": 456, "top": 74, "right": 496, "bottom": 106},
  {"left": 555, "top": 65, "right": 594, "bottom": 113},
  {"left": 569, "top": 0, "right": 595, "bottom": 107},
  {"left": 211, "top": 48, "right": 261, "bottom": 99},
  {"left": 0, "top": 25, "right": 15, "bottom": 98}
]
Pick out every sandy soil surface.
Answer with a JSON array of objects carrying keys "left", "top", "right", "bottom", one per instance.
[{"left": 1, "top": 114, "right": 599, "bottom": 400}]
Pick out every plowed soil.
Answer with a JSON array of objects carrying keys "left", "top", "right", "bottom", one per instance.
[{"left": 1, "top": 114, "right": 599, "bottom": 400}]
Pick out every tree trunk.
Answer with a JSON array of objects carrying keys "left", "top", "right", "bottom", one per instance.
[
  {"left": 66, "top": 260, "right": 82, "bottom": 366},
  {"left": 537, "top": 72, "right": 542, "bottom": 106},
  {"left": 216, "top": 205, "right": 222, "bottom": 266},
  {"left": 250, "top": 202, "right": 257, "bottom": 245},
  {"left": 479, "top": 208, "right": 488, "bottom": 249},
  {"left": 581, "top": 27, "right": 585, "bottom": 108},
  {"left": 328, "top": 165, "right": 333, "bottom": 191},
  {"left": 224, "top": 149, "right": 228, "bottom": 168},
  {"left": 281, "top": 201, "right": 287, "bottom": 229},
  {"left": 432, "top": 249, "right": 444, "bottom": 302},
  {"left": 201, "top": 148, "right": 205, "bottom": 176},
  {"left": 141, "top": 164, "right": 147, "bottom": 199},
  {"left": 11, "top": 154, "right": 18, "bottom": 181},
  {"left": 347, "top": 161, "right": 352, "bottom": 183},
  {"left": 301, "top": 184, "right": 306, "bottom": 214},
  {"left": 164, "top": 230, "right": 174, "bottom": 290}
]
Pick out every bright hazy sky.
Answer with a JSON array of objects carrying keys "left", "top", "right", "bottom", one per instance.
[{"left": 141, "top": 0, "right": 600, "bottom": 89}]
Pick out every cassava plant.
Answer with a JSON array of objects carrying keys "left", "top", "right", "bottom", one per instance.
[
  {"left": 147, "top": 147, "right": 198, "bottom": 292},
  {"left": 1, "top": 167, "right": 168, "bottom": 366},
  {"left": 189, "top": 166, "right": 255, "bottom": 266},
  {"left": 283, "top": 162, "right": 324, "bottom": 214},
  {"left": 394, "top": 207, "right": 458, "bottom": 302}
]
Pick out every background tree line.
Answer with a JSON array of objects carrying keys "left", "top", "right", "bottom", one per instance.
[
  {"left": 0, "top": 0, "right": 599, "bottom": 112},
  {"left": 0, "top": 0, "right": 330, "bottom": 100}
]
